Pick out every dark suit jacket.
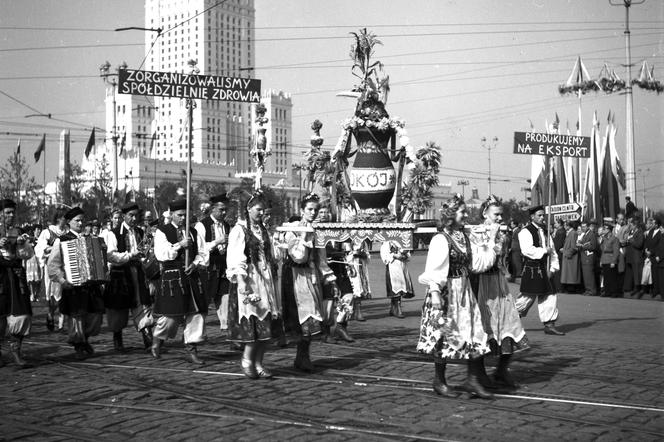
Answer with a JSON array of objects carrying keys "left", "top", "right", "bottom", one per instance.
[
  {"left": 578, "top": 230, "right": 598, "bottom": 266},
  {"left": 653, "top": 230, "right": 664, "bottom": 268},
  {"left": 625, "top": 227, "right": 644, "bottom": 265},
  {"left": 644, "top": 228, "right": 661, "bottom": 255}
]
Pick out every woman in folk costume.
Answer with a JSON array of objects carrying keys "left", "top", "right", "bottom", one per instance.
[
  {"left": 281, "top": 193, "right": 336, "bottom": 372},
  {"left": 47, "top": 207, "right": 105, "bottom": 359},
  {"left": 417, "top": 194, "right": 495, "bottom": 399},
  {"left": 227, "top": 191, "right": 283, "bottom": 379},
  {"left": 380, "top": 240, "right": 414, "bottom": 318},
  {"left": 469, "top": 195, "right": 529, "bottom": 390}
]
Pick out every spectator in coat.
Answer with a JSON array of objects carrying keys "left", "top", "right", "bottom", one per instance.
[
  {"left": 623, "top": 216, "right": 645, "bottom": 297},
  {"left": 652, "top": 218, "right": 664, "bottom": 300},
  {"left": 599, "top": 219, "right": 621, "bottom": 297},
  {"left": 642, "top": 217, "right": 661, "bottom": 298},
  {"left": 614, "top": 213, "right": 629, "bottom": 289},
  {"left": 624, "top": 196, "right": 638, "bottom": 220},
  {"left": 577, "top": 220, "right": 599, "bottom": 296},
  {"left": 560, "top": 220, "right": 581, "bottom": 292}
]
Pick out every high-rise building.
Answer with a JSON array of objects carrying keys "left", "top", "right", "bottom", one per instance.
[{"left": 144, "top": 0, "right": 255, "bottom": 169}]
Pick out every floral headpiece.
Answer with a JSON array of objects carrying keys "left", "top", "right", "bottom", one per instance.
[
  {"left": 301, "top": 192, "right": 320, "bottom": 207},
  {"left": 247, "top": 190, "right": 265, "bottom": 208},
  {"left": 480, "top": 194, "right": 502, "bottom": 214},
  {"left": 440, "top": 193, "right": 465, "bottom": 220}
]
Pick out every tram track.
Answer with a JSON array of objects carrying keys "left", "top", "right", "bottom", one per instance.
[{"left": 22, "top": 356, "right": 664, "bottom": 439}]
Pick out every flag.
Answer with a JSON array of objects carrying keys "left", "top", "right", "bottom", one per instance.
[
  {"left": 599, "top": 116, "right": 620, "bottom": 219},
  {"left": 529, "top": 120, "right": 547, "bottom": 206},
  {"left": 33, "top": 134, "right": 45, "bottom": 162},
  {"left": 564, "top": 122, "right": 577, "bottom": 202},
  {"left": 581, "top": 112, "right": 601, "bottom": 221},
  {"left": 552, "top": 117, "right": 569, "bottom": 204},
  {"left": 16, "top": 138, "right": 21, "bottom": 155},
  {"left": 148, "top": 130, "right": 157, "bottom": 158},
  {"left": 609, "top": 113, "right": 626, "bottom": 189},
  {"left": 84, "top": 127, "right": 96, "bottom": 159}
]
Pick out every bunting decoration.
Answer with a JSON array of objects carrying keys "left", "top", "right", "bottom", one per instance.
[
  {"left": 559, "top": 56, "right": 599, "bottom": 95},
  {"left": 632, "top": 60, "right": 663, "bottom": 94},
  {"left": 596, "top": 63, "right": 626, "bottom": 94}
]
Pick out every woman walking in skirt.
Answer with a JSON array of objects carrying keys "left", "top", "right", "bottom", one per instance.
[
  {"left": 380, "top": 240, "right": 414, "bottom": 318},
  {"left": 417, "top": 194, "right": 497, "bottom": 399},
  {"left": 227, "top": 192, "right": 284, "bottom": 379}
]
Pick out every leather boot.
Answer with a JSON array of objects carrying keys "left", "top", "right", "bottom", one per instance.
[
  {"left": 113, "top": 331, "right": 126, "bottom": 352},
  {"left": 9, "top": 339, "right": 28, "bottom": 367},
  {"left": 475, "top": 355, "right": 495, "bottom": 389},
  {"left": 294, "top": 339, "right": 313, "bottom": 372},
  {"left": 493, "top": 354, "right": 519, "bottom": 389},
  {"left": 463, "top": 358, "right": 495, "bottom": 399},
  {"left": 432, "top": 361, "right": 456, "bottom": 397},
  {"left": 141, "top": 328, "right": 153, "bottom": 350},
  {"left": 543, "top": 322, "right": 565, "bottom": 336},
  {"left": 394, "top": 297, "right": 405, "bottom": 319},
  {"left": 73, "top": 343, "right": 86, "bottom": 360},
  {"left": 388, "top": 298, "right": 396, "bottom": 317},
  {"left": 151, "top": 338, "right": 163, "bottom": 359},
  {"left": 185, "top": 344, "right": 205, "bottom": 365},
  {"left": 354, "top": 300, "right": 366, "bottom": 322},
  {"left": 320, "top": 324, "right": 332, "bottom": 343},
  {"left": 334, "top": 321, "right": 354, "bottom": 343},
  {"left": 0, "top": 350, "right": 4, "bottom": 368},
  {"left": 254, "top": 344, "right": 272, "bottom": 379},
  {"left": 241, "top": 344, "right": 259, "bottom": 379}
]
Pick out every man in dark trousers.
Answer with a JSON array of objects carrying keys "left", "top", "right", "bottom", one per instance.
[
  {"left": 194, "top": 194, "right": 230, "bottom": 333},
  {"left": 515, "top": 205, "right": 563, "bottom": 335},
  {"left": 624, "top": 196, "right": 637, "bottom": 220},
  {"left": 577, "top": 220, "right": 599, "bottom": 296},
  {"left": 552, "top": 219, "right": 567, "bottom": 293},
  {"left": 508, "top": 220, "right": 522, "bottom": 283},
  {"left": 652, "top": 219, "right": 664, "bottom": 301},
  {"left": 623, "top": 216, "right": 645, "bottom": 297},
  {"left": 104, "top": 203, "right": 154, "bottom": 351},
  {"left": 643, "top": 217, "right": 661, "bottom": 298}
]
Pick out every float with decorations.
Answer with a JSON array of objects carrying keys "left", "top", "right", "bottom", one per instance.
[{"left": 275, "top": 29, "right": 442, "bottom": 249}]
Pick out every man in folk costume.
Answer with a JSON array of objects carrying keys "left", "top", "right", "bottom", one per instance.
[
  {"left": 0, "top": 199, "right": 34, "bottom": 367},
  {"left": 47, "top": 207, "right": 105, "bottom": 359},
  {"left": 34, "top": 207, "right": 69, "bottom": 332},
  {"left": 515, "top": 205, "right": 563, "bottom": 336},
  {"left": 151, "top": 199, "right": 208, "bottom": 364},
  {"left": 104, "top": 203, "right": 154, "bottom": 351},
  {"left": 194, "top": 194, "right": 230, "bottom": 332}
]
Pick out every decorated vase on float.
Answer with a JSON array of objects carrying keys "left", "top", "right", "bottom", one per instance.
[{"left": 347, "top": 95, "right": 397, "bottom": 218}]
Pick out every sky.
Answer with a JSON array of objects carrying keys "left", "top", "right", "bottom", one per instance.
[{"left": 1, "top": 0, "right": 662, "bottom": 209}]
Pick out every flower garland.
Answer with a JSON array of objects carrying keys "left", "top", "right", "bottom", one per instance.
[{"left": 341, "top": 115, "right": 405, "bottom": 131}]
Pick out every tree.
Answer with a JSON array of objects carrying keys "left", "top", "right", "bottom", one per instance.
[
  {"left": 0, "top": 151, "right": 39, "bottom": 224},
  {"left": 84, "top": 154, "right": 114, "bottom": 222}
]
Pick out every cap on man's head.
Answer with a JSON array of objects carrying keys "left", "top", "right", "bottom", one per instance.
[
  {"left": 168, "top": 199, "right": 187, "bottom": 212},
  {"left": 209, "top": 193, "right": 228, "bottom": 205},
  {"left": 121, "top": 203, "right": 140, "bottom": 214},
  {"left": 528, "top": 205, "right": 545, "bottom": 215},
  {"left": 603, "top": 217, "right": 615, "bottom": 228},
  {"left": 0, "top": 199, "right": 17, "bottom": 210},
  {"left": 65, "top": 207, "right": 85, "bottom": 221}
]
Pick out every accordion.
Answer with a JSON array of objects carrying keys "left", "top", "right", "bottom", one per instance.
[{"left": 61, "top": 237, "right": 109, "bottom": 285}]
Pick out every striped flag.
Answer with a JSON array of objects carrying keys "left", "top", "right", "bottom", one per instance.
[
  {"left": 599, "top": 114, "right": 620, "bottom": 220},
  {"left": 581, "top": 112, "right": 602, "bottom": 221}
]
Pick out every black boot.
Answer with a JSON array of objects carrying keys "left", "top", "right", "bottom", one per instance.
[
  {"left": 475, "top": 355, "right": 495, "bottom": 389},
  {"left": 432, "top": 361, "right": 456, "bottom": 397},
  {"left": 0, "top": 350, "right": 4, "bottom": 368},
  {"left": 320, "top": 324, "right": 332, "bottom": 343},
  {"left": 543, "top": 321, "right": 565, "bottom": 336},
  {"left": 9, "top": 339, "right": 28, "bottom": 367},
  {"left": 463, "top": 358, "right": 495, "bottom": 399},
  {"left": 151, "top": 338, "right": 163, "bottom": 359},
  {"left": 493, "top": 354, "right": 519, "bottom": 389},
  {"left": 354, "top": 300, "right": 366, "bottom": 322},
  {"left": 185, "top": 344, "right": 205, "bottom": 365},
  {"left": 113, "top": 331, "right": 126, "bottom": 352},
  {"left": 141, "top": 328, "right": 153, "bottom": 350},
  {"left": 388, "top": 298, "right": 397, "bottom": 316},
  {"left": 294, "top": 339, "right": 313, "bottom": 372},
  {"left": 73, "top": 343, "right": 86, "bottom": 360},
  {"left": 394, "top": 297, "right": 405, "bottom": 319},
  {"left": 334, "top": 321, "right": 354, "bottom": 343}
]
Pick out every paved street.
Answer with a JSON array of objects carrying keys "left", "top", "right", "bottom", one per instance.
[{"left": 1, "top": 251, "right": 663, "bottom": 441}]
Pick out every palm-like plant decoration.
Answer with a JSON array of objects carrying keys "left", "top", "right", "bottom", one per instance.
[
  {"left": 349, "top": 28, "right": 390, "bottom": 109},
  {"left": 400, "top": 142, "right": 442, "bottom": 219}
]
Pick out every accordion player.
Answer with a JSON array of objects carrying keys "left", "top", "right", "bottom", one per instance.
[{"left": 60, "top": 236, "right": 109, "bottom": 286}]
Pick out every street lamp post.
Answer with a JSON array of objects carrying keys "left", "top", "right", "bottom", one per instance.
[
  {"left": 99, "top": 60, "right": 127, "bottom": 194},
  {"left": 481, "top": 136, "right": 498, "bottom": 196},
  {"left": 457, "top": 179, "right": 469, "bottom": 200},
  {"left": 638, "top": 167, "right": 649, "bottom": 221}
]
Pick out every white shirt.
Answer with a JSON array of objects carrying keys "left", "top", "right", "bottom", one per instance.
[
  {"left": 153, "top": 222, "right": 206, "bottom": 266},
  {"left": 106, "top": 222, "right": 139, "bottom": 266},
  {"left": 194, "top": 215, "right": 227, "bottom": 266},
  {"left": 518, "top": 223, "right": 559, "bottom": 272}
]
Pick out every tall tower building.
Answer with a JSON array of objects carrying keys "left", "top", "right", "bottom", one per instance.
[{"left": 144, "top": 0, "right": 255, "bottom": 170}]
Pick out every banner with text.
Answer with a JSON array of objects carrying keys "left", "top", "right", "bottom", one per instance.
[
  {"left": 118, "top": 69, "right": 261, "bottom": 103},
  {"left": 513, "top": 131, "right": 590, "bottom": 158}
]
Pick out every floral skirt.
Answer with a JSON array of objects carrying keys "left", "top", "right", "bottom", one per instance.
[
  {"left": 416, "top": 277, "right": 491, "bottom": 360},
  {"left": 477, "top": 272, "right": 529, "bottom": 355},
  {"left": 24, "top": 256, "right": 41, "bottom": 282},
  {"left": 228, "top": 283, "right": 284, "bottom": 343}
]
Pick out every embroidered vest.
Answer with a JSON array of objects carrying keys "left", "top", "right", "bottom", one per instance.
[{"left": 158, "top": 224, "right": 198, "bottom": 263}]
